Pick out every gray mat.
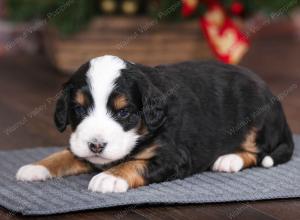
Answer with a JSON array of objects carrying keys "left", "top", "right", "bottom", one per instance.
[{"left": 1, "top": 136, "right": 300, "bottom": 216}]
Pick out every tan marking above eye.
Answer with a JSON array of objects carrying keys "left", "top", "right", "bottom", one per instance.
[
  {"left": 75, "top": 90, "right": 86, "bottom": 106},
  {"left": 113, "top": 95, "right": 128, "bottom": 110}
]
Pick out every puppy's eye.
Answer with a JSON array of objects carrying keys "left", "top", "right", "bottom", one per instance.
[
  {"left": 117, "top": 109, "right": 130, "bottom": 119},
  {"left": 74, "top": 105, "right": 86, "bottom": 115}
]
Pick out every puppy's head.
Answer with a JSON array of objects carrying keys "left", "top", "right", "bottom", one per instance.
[{"left": 54, "top": 55, "right": 166, "bottom": 164}]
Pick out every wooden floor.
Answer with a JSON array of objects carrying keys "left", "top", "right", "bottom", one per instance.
[{"left": 0, "top": 20, "right": 300, "bottom": 219}]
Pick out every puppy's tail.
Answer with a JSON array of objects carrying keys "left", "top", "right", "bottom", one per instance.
[{"left": 261, "top": 111, "right": 294, "bottom": 168}]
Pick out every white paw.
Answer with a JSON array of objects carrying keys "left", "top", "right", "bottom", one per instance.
[
  {"left": 88, "top": 172, "right": 129, "bottom": 193},
  {"left": 212, "top": 154, "right": 244, "bottom": 173},
  {"left": 16, "top": 164, "right": 51, "bottom": 181}
]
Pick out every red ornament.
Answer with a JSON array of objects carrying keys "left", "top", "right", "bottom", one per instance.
[
  {"left": 230, "top": 1, "right": 244, "bottom": 16},
  {"left": 182, "top": 0, "right": 199, "bottom": 17},
  {"left": 200, "top": 4, "right": 249, "bottom": 64},
  {"left": 181, "top": 0, "right": 249, "bottom": 63}
]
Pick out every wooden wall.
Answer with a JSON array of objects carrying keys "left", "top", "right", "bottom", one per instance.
[{"left": 43, "top": 16, "right": 213, "bottom": 73}]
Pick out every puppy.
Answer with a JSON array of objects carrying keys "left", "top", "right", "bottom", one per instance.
[{"left": 16, "top": 55, "right": 294, "bottom": 193}]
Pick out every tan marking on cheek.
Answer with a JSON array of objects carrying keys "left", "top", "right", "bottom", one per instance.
[
  {"left": 113, "top": 95, "right": 128, "bottom": 110},
  {"left": 106, "top": 160, "right": 147, "bottom": 188},
  {"left": 237, "top": 152, "right": 257, "bottom": 168},
  {"left": 36, "top": 149, "right": 92, "bottom": 177},
  {"left": 133, "top": 144, "right": 158, "bottom": 160},
  {"left": 75, "top": 90, "right": 86, "bottom": 106}
]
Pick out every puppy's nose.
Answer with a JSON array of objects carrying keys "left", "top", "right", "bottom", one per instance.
[{"left": 88, "top": 142, "right": 107, "bottom": 154}]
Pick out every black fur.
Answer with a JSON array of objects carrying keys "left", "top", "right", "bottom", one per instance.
[
  {"left": 54, "top": 86, "right": 70, "bottom": 132},
  {"left": 55, "top": 59, "right": 294, "bottom": 185},
  {"left": 54, "top": 62, "right": 92, "bottom": 131}
]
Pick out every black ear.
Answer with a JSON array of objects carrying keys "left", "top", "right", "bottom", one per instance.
[
  {"left": 128, "top": 66, "right": 167, "bottom": 131},
  {"left": 142, "top": 91, "right": 167, "bottom": 131},
  {"left": 54, "top": 86, "right": 70, "bottom": 132}
]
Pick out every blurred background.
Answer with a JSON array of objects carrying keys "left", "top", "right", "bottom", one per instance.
[{"left": 0, "top": 0, "right": 300, "bottom": 149}]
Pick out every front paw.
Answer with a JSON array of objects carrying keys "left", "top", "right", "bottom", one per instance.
[
  {"left": 16, "top": 164, "right": 51, "bottom": 181},
  {"left": 88, "top": 172, "right": 129, "bottom": 193}
]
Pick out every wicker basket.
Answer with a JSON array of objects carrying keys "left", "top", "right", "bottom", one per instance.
[{"left": 43, "top": 16, "right": 213, "bottom": 73}]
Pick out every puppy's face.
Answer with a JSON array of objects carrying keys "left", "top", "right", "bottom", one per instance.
[{"left": 54, "top": 56, "right": 165, "bottom": 164}]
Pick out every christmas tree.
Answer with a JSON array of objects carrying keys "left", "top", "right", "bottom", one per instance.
[
  {"left": 7, "top": 0, "right": 299, "bottom": 35},
  {"left": 7, "top": 0, "right": 97, "bottom": 35},
  {"left": 155, "top": 0, "right": 299, "bottom": 20}
]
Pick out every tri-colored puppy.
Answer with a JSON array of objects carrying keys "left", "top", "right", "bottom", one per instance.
[{"left": 16, "top": 55, "right": 294, "bottom": 193}]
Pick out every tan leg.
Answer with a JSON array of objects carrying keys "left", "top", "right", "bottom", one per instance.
[
  {"left": 236, "top": 151, "right": 257, "bottom": 168},
  {"left": 106, "top": 160, "right": 147, "bottom": 188},
  {"left": 87, "top": 145, "right": 159, "bottom": 193},
  {"left": 16, "top": 149, "right": 93, "bottom": 181},
  {"left": 88, "top": 159, "right": 148, "bottom": 193},
  {"left": 212, "top": 128, "right": 258, "bottom": 173}
]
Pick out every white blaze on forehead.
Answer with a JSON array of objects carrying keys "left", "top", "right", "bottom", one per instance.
[{"left": 87, "top": 55, "right": 126, "bottom": 109}]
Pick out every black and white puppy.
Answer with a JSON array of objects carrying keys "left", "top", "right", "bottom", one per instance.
[{"left": 16, "top": 55, "right": 294, "bottom": 193}]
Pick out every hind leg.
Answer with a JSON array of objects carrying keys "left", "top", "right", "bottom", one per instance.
[
  {"left": 212, "top": 152, "right": 257, "bottom": 173},
  {"left": 212, "top": 129, "right": 258, "bottom": 173}
]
